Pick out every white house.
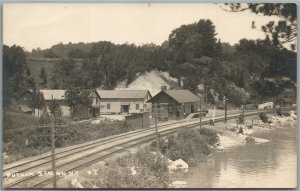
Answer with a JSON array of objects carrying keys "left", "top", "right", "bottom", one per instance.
[
  {"left": 258, "top": 101, "right": 273, "bottom": 109},
  {"left": 90, "top": 89, "right": 152, "bottom": 116},
  {"left": 39, "top": 89, "right": 71, "bottom": 117}
]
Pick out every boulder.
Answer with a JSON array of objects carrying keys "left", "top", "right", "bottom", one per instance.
[
  {"left": 173, "top": 159, "right": 189, "bottom": 172},
  {"left": 71, "top": 178, "right": 84, "bottom": 188}
]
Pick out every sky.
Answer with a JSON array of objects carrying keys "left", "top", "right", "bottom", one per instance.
[{"left": 3, "top": 3, "right": 280, "bottom": 51}]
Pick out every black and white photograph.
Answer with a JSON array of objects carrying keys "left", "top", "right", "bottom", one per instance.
[{"left": 2, "top": 3, "right": 297, "bottom": 189}]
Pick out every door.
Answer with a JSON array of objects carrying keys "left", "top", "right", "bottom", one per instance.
[
  {"left": 121, "top": 105, "right": 129, "bottom": 113},
  {"left": 191, "top": 105, "right": 195, "bottom": 113}
]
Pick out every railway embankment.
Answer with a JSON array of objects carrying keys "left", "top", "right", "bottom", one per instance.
[
  {"left": 59, "top": 110, "right": 296, "bottom": 189},
  {"left": 3, "top": 118, "right": 132, "bottom": 164}
]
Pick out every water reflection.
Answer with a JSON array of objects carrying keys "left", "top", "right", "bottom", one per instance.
[{"left": 186, "top": 121, "right": 297, "bottom": 188}]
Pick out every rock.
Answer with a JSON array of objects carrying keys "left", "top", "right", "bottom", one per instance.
[
  {"left": 173, "top": 159, "right": 189, "bottom": 172},
  {"left": 170, "top": 181, "right": 187, "bottom": 188},
  {"left": 167, "top": 159, "right": 189, "bottom": 173},
  {"left": 71, "top": 178, "right": 84, "bottom": 188}
]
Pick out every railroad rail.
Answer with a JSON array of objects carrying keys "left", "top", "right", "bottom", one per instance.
[{"left": 3, "top": 108, "right": 295, "bottom": 188}]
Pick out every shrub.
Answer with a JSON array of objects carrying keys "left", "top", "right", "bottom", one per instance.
[
  {"left": 276, "top": 108, "right": 282, "bottom": 117},
  {"left": 39, "top": 111, "right": 51, "bottom": 125},
  {"left": 238, "top": 114, "right": 244, "bottom": 124},
  {"left": 4, "top": 118, "right": 133, "bottom": 163},
  {"left": 245, "top": 136, "right": 256, "bottom": 144},
  {"left": 3, "top": 111, "right": 39, "bottom": 131},
  {"left": 198, "top": 128, "right": 219, "bottom": 145},
  {"left": 259, "top": 112, "right": 269, "bottom": 123},
  {"left": 92, "top": 148, "right": 170, "bottom": 188},
  {"left": 151, "top": 129, "right": 214, "bottom": 166}
]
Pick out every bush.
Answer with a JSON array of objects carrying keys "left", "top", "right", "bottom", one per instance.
[
  {"left": 245, "top": 136, "right": 256, "bottom": 144},
  {"left": 276, "top": 108, "right": 282, "bottom": 117},
  {"left": 198, "top": 128, "right": 219, "bottom": 145},
  {"left": 4, "top": 118, "right": 133, "bottom": 163},
  {"left": 3, "top": 111, "right": 39, "bottom": 131},
  {"left": 238, "top": 114, "right": 244, "bottom": 124},
  {"left": 151, "top": 128, "right": 216, "bottom": 166},
  {"left": 259, "top": 112, "right": 269, "bottom": 123},
  {"left": 91, "top": 148, "right": 170, "bottom": 188}
]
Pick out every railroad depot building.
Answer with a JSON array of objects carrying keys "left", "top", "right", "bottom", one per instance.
[
  {"left": 147, "top": 89, "right": 199, "bottom": 120},
  {"left": 275, "top": 88, "right": 297, "bottom": 108},
  {"left": 91, "top": 89, "right": 152, "bottom": 116}
]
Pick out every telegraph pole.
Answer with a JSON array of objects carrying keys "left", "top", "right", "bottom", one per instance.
[
  {"left": 199, "top": 97, "right": 202, "bottom": 128},
  {"left": 51, "top": 97, "right": 57, "bottom": 188},
  {"left": 224, "top": 96, "right": 227, "bottom": 123},
  {"left": 154, "top": 103, "right": 159, "bottom": 151}
]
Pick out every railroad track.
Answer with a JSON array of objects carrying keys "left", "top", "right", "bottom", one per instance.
[{"left": 3, "top": 108, "right": 294, "bottom": 188}]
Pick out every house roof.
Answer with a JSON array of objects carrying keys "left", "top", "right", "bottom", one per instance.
[
  {"left": 40, "top": 90, "right": 66, "bottom": 100},
  {"left": 96, "top": 90, "right": 150, "bottom": 99},
  {"left": 275, "top": 88, "right": 296, "bottom": 103},
  {"left": 19, "top": 105, "right": 32, "bottom": 112},
  {"left": 150, "top": 90, "right": 199, "bottom": 103}
]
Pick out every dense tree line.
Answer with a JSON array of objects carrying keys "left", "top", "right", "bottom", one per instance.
[{"left": 5, "top": 4, "right": 297, "bottom": 108}]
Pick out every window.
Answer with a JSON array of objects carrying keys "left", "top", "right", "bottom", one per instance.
[
  {"left": 136, "top": 104, "right": 140, "bottom": 110},
  {"left": 107, "top": 103, "right": 111, "bottom": 109}
]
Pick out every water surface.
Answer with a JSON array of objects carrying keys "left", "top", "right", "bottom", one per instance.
[{"left": 185, "top": 121, "right": 297, "bottom": 188}]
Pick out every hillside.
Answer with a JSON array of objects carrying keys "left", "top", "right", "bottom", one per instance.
[
  {"left": 27, "top": 58, "right": 84, "bottom": 89},
  {"left": 116, "top": 70, "right": 180, "bottom": 96},
  {"left": 27, "top": 58, "right": 57, "bottom": 88}
]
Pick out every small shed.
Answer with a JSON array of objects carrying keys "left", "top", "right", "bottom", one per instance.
[{"left": 147, "top": 90, "right": 199, "bottom": 120}]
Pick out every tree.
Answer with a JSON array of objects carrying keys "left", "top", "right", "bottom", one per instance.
[
  {"left": 3, "top": 45, "right": 30, "bottom": 108},
  {"left": 65, "top": 88, "right": 92, "bottom": 117},
  {"left": 40, "top": 67, "right": 48, "bottom": 85},
  {"left": 168, "top": 19, "right": 222, "bottom": 92},
  {"left": 222, "top": 3, "right": 297, "bottom": 49},
  {"left": 43, "top": 49, "right": 58, "bottom": 58},
  {"left": 68, "top": 48, "right": 87, "bottom": 59},
  {"left": 48, "top": 100, "right": 62, "bottom": 117},
  {"left": 29, "top": 89, "right": 45, "bottom": 117}
]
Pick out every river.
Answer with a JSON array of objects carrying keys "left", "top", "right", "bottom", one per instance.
[{"left": 185, "top": 121, "right": 297, "bottom": 188}]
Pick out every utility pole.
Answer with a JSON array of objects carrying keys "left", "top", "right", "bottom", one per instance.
[
  {"left": 242, "top": 103, "right": 245, "bottom": 119},
  {"left": 212, "top": 105, "right": 216, "bottom": 124},
  {"left": 205, "top": 88, "right": 208, "bottom": 109},
  {"left": 154, "top": 103, "right": 159, "bottom": 151},
  {"left": 199, "top": 97, "right": 202, "bottom": 128},
  {"left": 224, "top": 96, "right": 227, "bottom": 123},
  {"left": 51, "top": 97, "right": 57, "bottom": 188}
]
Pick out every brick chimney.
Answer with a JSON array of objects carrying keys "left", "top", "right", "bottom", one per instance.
[{"left": 161, "top": 86, "right": 167, "bottom": 91}]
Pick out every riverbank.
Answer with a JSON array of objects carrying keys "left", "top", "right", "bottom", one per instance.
[
  {"left": 52, "top": 111, "right": 296, "bottom": 188},
  {"left": 184, "top": 116, "right": 297, "bottom": 188}
]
